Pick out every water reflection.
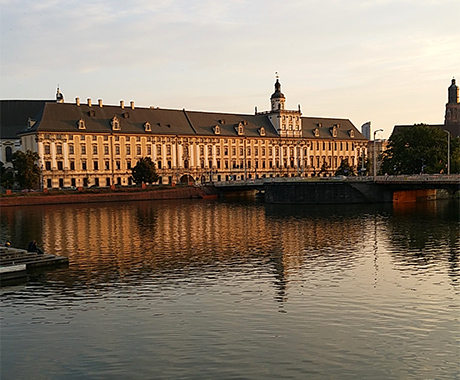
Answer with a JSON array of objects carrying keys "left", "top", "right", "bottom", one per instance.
[
  {"left": 2, "top": 199, "right": 459, "bottom": 380},
  {"left": 1, "top": 199, "right": 458, "bottom": 292}
]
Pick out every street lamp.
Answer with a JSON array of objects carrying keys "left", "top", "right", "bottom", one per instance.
[
  {"left": 373, "top": 129, "right": 383, "bottom": 180},
  {"left": 444, "top": 129, "right": 451, "bottom": 175}
]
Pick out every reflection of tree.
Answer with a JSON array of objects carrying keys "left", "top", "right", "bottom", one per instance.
[{"left": 387, "top": 201, "right": 459, "bottom": 284}]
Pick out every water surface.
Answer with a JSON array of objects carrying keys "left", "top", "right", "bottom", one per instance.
[{"left": 1, "top": 199, "right": 459, "bottom": 379}]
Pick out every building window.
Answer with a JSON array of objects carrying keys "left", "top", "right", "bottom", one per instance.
[
  {"left": 116, "top": 161, "right": 121, "bottom": 170},
  {"left": 82, "top": 161, "right": 87, "bottom": 170},
  {"left": 136, "top": 145, "right": 141, "bottom": 155},
  {"left": 81, "top": 145, "right": 86, "bottom": 155},
  {"left": 93, "top": 145, "right": 98, "bottom": 155},
  {"left": 45, "top": 161, "right": 51, "bottom": 170},
  {"left": 126, "top": 145, "right": 131, "bottom": 155},
  {"left": 92, "top": 135, "right": 97, "bottom": 141},
  {"left": 5, "top": 146, "right": 13, "bottom": 162},
  {"left": 115, "top": 145, "right": 120, "bottom": 155},
  {"left": 144, "top": 122, "right": 151, "bottom": 132},
  {"left": 157, "top": 146, "right": 162, "bottom": 156},
  {"left": 57, "top": 161, "right": 63, "bottom": 170},
  {"left": 69, "top": 144, "right": 74, "bottom": 155},
  {"left": 56, "top": 145, "right": 63, "bottom": 155},
  {"left": 70, "top": 161, "right": 75, "bottom": 170},
  {"left": 104, "top": 145, "right": 109, "bottom": 155},
  {"left": 77, "top": 119, "right": 86, "bottom": 129},
  {"left": 166, "top": 145, "right": 171, "bottom": 155},
  {"left": 94, "top": 161, "right": 99, "bottom": 170},
  {"left": 127, "top": 160, "right": 131, "bottom": 169},
  {"left": 45, "top": 145, "right": 51, "bottom": 155},
  {"left": 147, "top": 146, "right": 152, "bottom": 155},
  {"left": 105, "top": 161, "right": 110, "bottom": 170}
]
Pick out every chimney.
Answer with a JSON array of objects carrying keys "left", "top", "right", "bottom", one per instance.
[
  {"left": 130, "top": 101, "right": 134, "bottom": 110},
  {"left": 87, "top": 98, "right": 92, "bottom": 107},
  {"left": 98, "top": 99, "right": 103, "bottom": 107},
  {"left": 76, "top": 97, "right": 80, "bottom": 106},
  {"left": 120, "top": 100, "right": 124, "bottom": 109}
]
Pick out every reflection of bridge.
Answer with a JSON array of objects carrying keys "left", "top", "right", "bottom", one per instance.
[{"left": 212, "top": 175, "right": 460, "bottom": 203}]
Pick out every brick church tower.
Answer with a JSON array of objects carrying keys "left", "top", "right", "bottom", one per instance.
[{"left": 444, "top": 78, "right": 459, "bottom": 129}]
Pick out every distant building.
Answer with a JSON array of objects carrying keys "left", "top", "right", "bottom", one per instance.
[
  {"left": 393, "top": 78, "right": 460, "bottom": 138},
  {"left": 0, "top": 100, "right": 52, "bottom": 168},
  {"left": 361, "top": 122, "right": 371, "bottom": 140},
  {"left": 4, "top": 79, "right": 368, "bottom": 189}
]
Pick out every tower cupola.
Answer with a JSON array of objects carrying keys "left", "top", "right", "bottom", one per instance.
[
  {"left": 271, "top": 78, "right": 286, "bottom": 111},
  {"left": 56, "top": 87, "right": 64, "bottom": 103}
]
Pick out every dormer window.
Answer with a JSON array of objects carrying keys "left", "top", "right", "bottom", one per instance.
[
  {"left": 77, "top": 118, "right": 86, "bottom": 130},
  {"left": 235, "top": 122, "right": 244, "bottom": 135},
  {"left": 213, "top": 125, "right": 220, "bottom": 135},
  {"left": 349, "top": 129, "right": 355, "bottom": 138},
  {"left": 219, "top": 119, "right": 225, "bottom": 124},
  {"left": 111, "top": 116, "right": 120, "bottom": 131},
  {"left": 259, "top": 127, "right": 266, "bottom": 136},
  {"left": 331, "top": 125, "right": 337, "bottom": 137},
  {"left": 88, "top": 109, "right": 96, "bottom": 117},
  {"left": 313, "top": 128, "right": 320, "bottom": 137},
  {"left": 27, "top": 118, "right": 36, "bottom": 129},
  {"left": 144, "top": 122, "right": 151, "bottom": 132},
  {"left": 123, "top": 111, "right": 130, "bottom": 119}
]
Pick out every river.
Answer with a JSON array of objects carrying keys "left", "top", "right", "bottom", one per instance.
[{"left": 1, "top": 199, "right": 459, "bottom": 379}]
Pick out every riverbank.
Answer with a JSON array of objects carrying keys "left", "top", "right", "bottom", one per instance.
[{"left": 0, "top": 186, "right": 216, "bottom": 207}]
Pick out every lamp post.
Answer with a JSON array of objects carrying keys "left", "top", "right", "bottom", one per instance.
[
  {"left": 373, "top": 129, "right": 383, "bottom": 180},
  {"left": 444, "top": 129, "right": 451, "bottom": 175}
]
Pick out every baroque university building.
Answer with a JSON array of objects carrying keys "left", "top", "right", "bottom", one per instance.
[{"left": 5, "top": 79, "right": 368, "bottom": 188}]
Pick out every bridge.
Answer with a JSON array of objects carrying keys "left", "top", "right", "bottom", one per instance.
[{"left": 211, "top": 175, "right": 460, "bottom": 203}]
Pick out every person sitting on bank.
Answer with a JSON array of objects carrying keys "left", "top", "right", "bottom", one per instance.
[{"left": 27, "top": 240, "right": 43, "bottom": 254}]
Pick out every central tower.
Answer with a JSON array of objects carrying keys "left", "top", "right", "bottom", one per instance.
[{"left": 266, "top": 76, "right": 302, "bottom": 138}]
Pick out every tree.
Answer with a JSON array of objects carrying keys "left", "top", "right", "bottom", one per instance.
[
  {"left": 0, "top": 161, "right": 15, "bottom": 189},
  {"left": 131, "top": 157, "right": 159, "bottom": 185},
  {"left": 12, "top": 150, "right": 41, "bottom": 189},
  {"left": 335, "top": 159, "right": 356, "bottom": 176},
  {"left": 380, "top": 124, "right": 457, "bottom": 175}
]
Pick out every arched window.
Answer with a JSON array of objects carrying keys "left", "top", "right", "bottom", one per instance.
[{"left": 5, "top": 146, "right": 12, "bottom": 162}]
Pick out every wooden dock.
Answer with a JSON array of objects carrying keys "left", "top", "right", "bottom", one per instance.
[{"left": 0, "top": 246, "right": 69, "bottom": 285}]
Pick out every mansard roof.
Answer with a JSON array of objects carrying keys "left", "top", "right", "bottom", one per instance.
[
  {"left": 0, "top": 100, "right": 52, "bottom": 139},
  {"left": 18, "top": 101, "right": 367, "bottom": 141}
]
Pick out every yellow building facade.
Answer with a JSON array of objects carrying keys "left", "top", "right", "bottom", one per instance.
[{"left": 20, "top": 81, "right": 368, "bottom": 189}]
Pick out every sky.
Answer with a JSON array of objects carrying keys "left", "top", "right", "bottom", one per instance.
[{"left": 1, "top": 0, "right": 459, "bottom": 139}]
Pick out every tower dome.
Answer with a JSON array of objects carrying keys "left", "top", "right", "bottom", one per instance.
[
  {"left": 271, "top": 78, "right": 285, "bottom": 100},
  {"left": 270, "top": 78, "right": 286, "bottom": 111}
]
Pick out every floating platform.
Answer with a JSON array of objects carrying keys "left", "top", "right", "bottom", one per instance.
[{"left": 0, "top": 247, "right": 69, "bottom": 286}]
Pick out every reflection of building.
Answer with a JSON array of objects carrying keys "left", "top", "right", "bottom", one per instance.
[
  {"left": 10, "top": 78, "right": 367, "bottom": 188},
  {"left": 393, "top": 78, "right": 460, "bottom": 138}
]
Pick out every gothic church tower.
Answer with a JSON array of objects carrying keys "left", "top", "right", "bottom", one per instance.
[{"left": 444, "top": 78, "right": 459, "bottom": 127}]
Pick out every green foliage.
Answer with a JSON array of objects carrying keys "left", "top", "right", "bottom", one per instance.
[
  {"left": 0, "top": 161, "right": 15, "bottom": 189},
  {"left": 12, "top": 150, "right": 41, "bottom": 189},
  {"left": 335, "top": 159, "right": 356, "bottom": 176},
  {"left": 380, "top": 124, "right": 458, "bottom": 175},
  {"left": 131, "top": 157, "right": 159, "bottom": 185}
]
